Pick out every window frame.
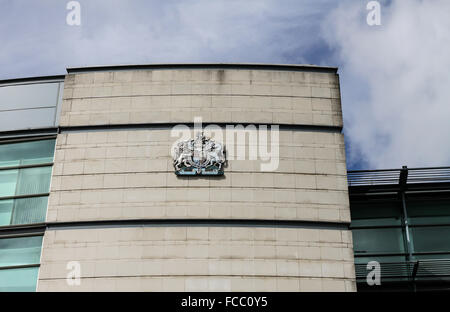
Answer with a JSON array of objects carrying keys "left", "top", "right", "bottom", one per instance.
[
  {"left": 0, "top": 232, "right": 44, "bottom": 292},
  {"left": 0, "top": 136, "right": 56, "bottom": 227}
]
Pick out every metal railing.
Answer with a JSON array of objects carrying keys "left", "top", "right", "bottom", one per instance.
[
  {"left": 355, "top": 259, "right": 450, "bottom": 281},
  {"left": 348, "top": 166, "right": 450, "bottom": 187}
]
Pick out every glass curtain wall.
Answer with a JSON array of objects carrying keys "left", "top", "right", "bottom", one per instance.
[
  {"left": 0, "top": 235, "right": 43, "bottom": 291},
  {"left": 0, "top": 138, "right": 55, "bottom": 292},
  {"left": 351, "top": 195, "right": 450, "bottom": 290},
  {"left": 0, "top": 139, "right": 55, "bottom": 226}
]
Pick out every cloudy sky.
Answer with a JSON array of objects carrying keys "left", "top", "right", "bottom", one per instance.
[{"left": 1, "top": 0, "right": 449, "bottom": 170}]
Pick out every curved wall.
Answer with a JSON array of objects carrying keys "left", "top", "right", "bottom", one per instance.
[
  {"left": 0, "top": 78, "right": 64, "bottom": 133},
  {"left": 37, "top": 65, "right": 355, "bottom": 291},
  {"left": 59, "top": 67, "right": 342, "bottom": 127},
  {"left": 48, "top": 129, "right": 348, "bottom": 223}
]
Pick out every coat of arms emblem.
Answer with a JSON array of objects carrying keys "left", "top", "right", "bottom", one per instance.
[{"left": 173, "top": 133, "right": 226, "bottom": 175}]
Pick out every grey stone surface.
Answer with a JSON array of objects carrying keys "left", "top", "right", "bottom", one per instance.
[
  {"left": 39, "top": 67, "right": 354, "bottom": 292},
  {"left": 37, "top": 227, "right": 355, "bottom": 292},
  {"left": 60, "top": 69, "right": 342, "bottom": 127},
  {"left": 47, "top": 129, "right": 349, "bottom": 223}
]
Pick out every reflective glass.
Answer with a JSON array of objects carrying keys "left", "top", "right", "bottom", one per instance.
[
  {"left": 0, "top": 139, "right": 55, "bottom": 168},
  {"left": 15, "top": 166, "right": 52, "bottom": 195},
  {"left": 0, "top": 197, "right": 48, "bottom": 226},
  {"left": 411, "top": 226, "right": 450, "bottom": 253},
  {"left": 0, "top": 200, "right": 13, "bottom": 225},
  {"left": 355, "top": 255, "right": 406, "bottom": 264},
  {"left": 350, "top": 201, "right": 402, "bottom": 227},
  {"left": 407, "top": 200, "right": 450, "bottom": 226},
  {"left": 0, "top": 82, "right": 62, "bottom": 132},
  {"left": 0, "top": 82, "right": 60, "bottom": 111},
  {"left": 352, "top": 228, "right": 405, "bottom": 254},
  {"left": 0, "top": 267, "right": 39, "bottom": 292},
  {"left": 0, "top": 236, "right": 43, "bottom": 267},
  {"left": 0, "top": 166, "right": 52, "bottom": 197},
  {"left": 0, "top": 108, "right": 58, "bottom": 133},
  {"left": 0, "top": 170, "right": 18, "bottom": 197}
]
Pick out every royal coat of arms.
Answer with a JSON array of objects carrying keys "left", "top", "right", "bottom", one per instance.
[{"left": 173, "top": 133, "right": 226, "bottom": 175}]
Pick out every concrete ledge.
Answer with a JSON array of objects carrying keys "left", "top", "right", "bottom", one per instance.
[{"left": 67, "top": 63, "right": 338, "bottom": 74}]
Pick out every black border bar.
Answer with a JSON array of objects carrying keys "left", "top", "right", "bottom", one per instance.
[
  {"left": 45, "top": 219, "right": 350, "bottom": 231},
  {"left": 67, "top": 63, "right": 338, "bottom": 74}
]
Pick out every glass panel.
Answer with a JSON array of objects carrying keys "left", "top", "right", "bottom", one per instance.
[
  {"left": 0, "top": 267, "right": 39, "bottom": 292},
  {"left": 355, "top": 255, "right": 407, "bottom": 265},
  {"left": 0, "top": 236, "right": 43, "bottom": 267},
  {"left": 0, "top": 200, "right": 13, "bottom": 225},
  {"left": 15, "top": 166, "right": 52, "bottom": 196},
  {"left": 0, "top": 139, "right": 55, "bottom": 168},
  {"left": 0, "top": 170, "right": 18, "bottom": 197},
  {"left": 0, "top": 82, "right": 60, "bottom": 111},
  {"left": 351, "top": 201, "right": 402, "bottom": 227},
  {"left": 0, "top": 108, "right": 58, "bottom": 132},
  {"left": 415, "top": 254, "right": 450, "bottom": 261},
  {"left": 0, "top": 197, "right": 48, "bottom": 226},
  {"left": 407, "top": 200, "right": 450, "bottom": 226},
  {"left": 411, "top": 226, "right": 450, "bottom": 253},
  {"left": 10, "top": 197, "right": 48, "bottom": 225},
  {"left": 0, "top": 166, "right": 52, "bottom": 197},
  {"left": 352, "top": 228, "right": 405, "bottom": 254}
]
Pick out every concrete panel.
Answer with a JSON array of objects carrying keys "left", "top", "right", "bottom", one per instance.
[{"left": 37, "top": 227, "right": 355, "bottom": 292}]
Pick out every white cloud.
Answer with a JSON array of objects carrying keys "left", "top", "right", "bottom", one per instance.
[
  {"left": 0, "top": 0, "right": 334, "bottom": 77},
  {"left": 323, "top": 0, "right": 450, "bottom": 168},
  {"left": 2, "top": 0, "right": 449, "bottom": 169}
]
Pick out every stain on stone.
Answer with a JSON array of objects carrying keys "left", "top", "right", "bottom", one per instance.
[{"left": 217, "top": 69, "right": 225, "bottom": 83}]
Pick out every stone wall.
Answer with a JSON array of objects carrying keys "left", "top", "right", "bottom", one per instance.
[
  {"left": 47, "top": 129, "right": 348, "bottom": 223},
  {"left": 38, "top": 227, "right": 355, "bottom": 291},
  {"left": 60, "top": 69, "right": 341, "bottom": 127},
  {"left": 38, "top": 66, "right": 354, "bottom": 291}
]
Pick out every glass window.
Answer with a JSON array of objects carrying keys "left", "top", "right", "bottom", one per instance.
[
  {"left": 0, "top": 267, "right": 39, "bottom": 292},
  {"left": 0, "top": 236, "right": 43, "bottom": 267},
  {"left": 0, "top": 108, "right": 58, "bottom": 133},
  {"left": 411, "top": 226, "right": 450, "bottom": 253},
  {"left": 407, "top": 200, "right": 450, "bottom": 226},
  {"left": 0, "top": 170, "right": 18, "bottom": 197},
  {"left": 0, "top": 236, "right": 43, "bottom": 292},
  {"left": 0, "top": 82, "right": 60, "bottom": 111},
  {"left": 351, "top": 201, "right": 402, "bottom": 227},
  {"left": 351, "top": 192, "right": 450, "bottom": 288},
  {"left": 355, "top": 255, "right": 406, "bottom": 265},
  {"left": 352, "top": 228, "right": 405, "bottom": 254},
  {"left": 0, "top": 139, "right": 54, "bottom": 227},
  {"left": 15, "top": 166, "right": 52, "bottom": 196},
  {"left": 0, "top": 82, "right": 62, "bottom": 132},
  {"left": 0, "top": 200, "right": 13, "bottom": 225},
  {"left": 0, "top": 167, "right": 52, "bottom": 197},
  {"left": 0, "top": 197, "right": 48, "bottom": 226},
  {"left": 0, "top": 139, "right": 55, "bottom": 168}
]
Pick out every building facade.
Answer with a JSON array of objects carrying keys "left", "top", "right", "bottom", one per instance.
[
  {"left": 0, "top": 64, "right": 355, "bottom": 291},
  {"left": 0, "top": 76, "right": 63, "bottom": 291},
  {"left": 349, "top": 166, "right": 450, "bottom": 291}
]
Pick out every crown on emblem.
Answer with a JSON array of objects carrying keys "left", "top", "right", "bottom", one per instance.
[{"left": 173, "top": 133, "right": 226, "bottom": 175}]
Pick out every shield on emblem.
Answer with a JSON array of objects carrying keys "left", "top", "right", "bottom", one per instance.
[
  {"left": 173, "top": 132, "right": 225, "bottom": 175},
  {"left": 192, "top": 133, "right": 206, "bottom": 166}
]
